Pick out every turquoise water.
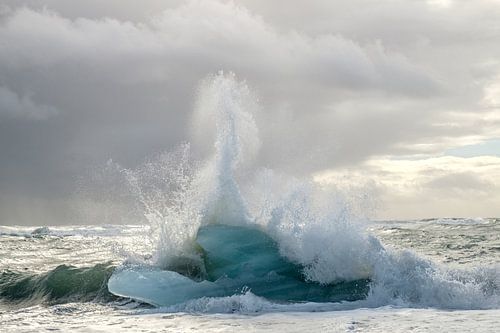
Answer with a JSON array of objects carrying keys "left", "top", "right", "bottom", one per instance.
[{"left": 107, "top": 224, "right": 369, "bottom": 307}]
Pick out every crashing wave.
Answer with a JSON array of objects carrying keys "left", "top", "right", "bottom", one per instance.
[{"left": 104, "top": 72, "right": 500, "bottom": 311}]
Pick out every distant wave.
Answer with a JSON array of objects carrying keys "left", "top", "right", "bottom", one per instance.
[{"left": 0, "top": 225, "right": 148, "bottom": 238}]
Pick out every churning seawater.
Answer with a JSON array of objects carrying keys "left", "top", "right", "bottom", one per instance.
[
  {"left": 1, "top": 73, "right": 499, "bottom": 332},
  {"left": 1, "top": 219, "right": 499, "bottom": 332}
]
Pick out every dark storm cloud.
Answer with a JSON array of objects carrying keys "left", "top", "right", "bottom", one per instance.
[{"left": 0, "top": 0, "right": 499, "bottom": 224}]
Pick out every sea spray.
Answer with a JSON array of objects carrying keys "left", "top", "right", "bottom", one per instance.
[
  {"left": 119, "top": 144, "right": 202, "bottom": 268},
  {"left": 110, "top": 72, "right": 260, "bottom": 268},
  {"left": 193, "top": 72, "right": 259, "bottom": 226},
  {"left": 126, "top": 72, "right": 377, "bottom": 284}
]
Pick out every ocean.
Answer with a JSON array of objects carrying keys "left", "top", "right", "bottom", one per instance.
[
  {"left": 1, "top": 74, "right": 499, "bottom": 332},
  {"left": 0, "top": 219, "right": 499, "bottom": 332}
]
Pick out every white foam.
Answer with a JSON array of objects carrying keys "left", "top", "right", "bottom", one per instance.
[{"left": 143, "top": 291, "right": 365, "bottom": 314}]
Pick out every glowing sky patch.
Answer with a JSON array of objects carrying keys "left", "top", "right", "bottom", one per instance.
[
  {"left": 316, "top": 155, "right": 500, "bottom": 219},
  {"left": 446, "top": 138, "right": 500, "bottom": 158}
]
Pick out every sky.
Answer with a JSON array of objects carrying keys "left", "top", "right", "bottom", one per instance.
[{"left": 0, "top": 0, "right": 499, "bottom": 224}]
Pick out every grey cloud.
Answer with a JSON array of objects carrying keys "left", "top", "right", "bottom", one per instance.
[
  {"left": 0, "top": 85, "right": 58, "bottom": 119},
  {"left": 426, "top": 171, "right": 493, "bottom": 193},
  {"left": 0, "top": 0, "right": 499, "bottom": 224}
]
